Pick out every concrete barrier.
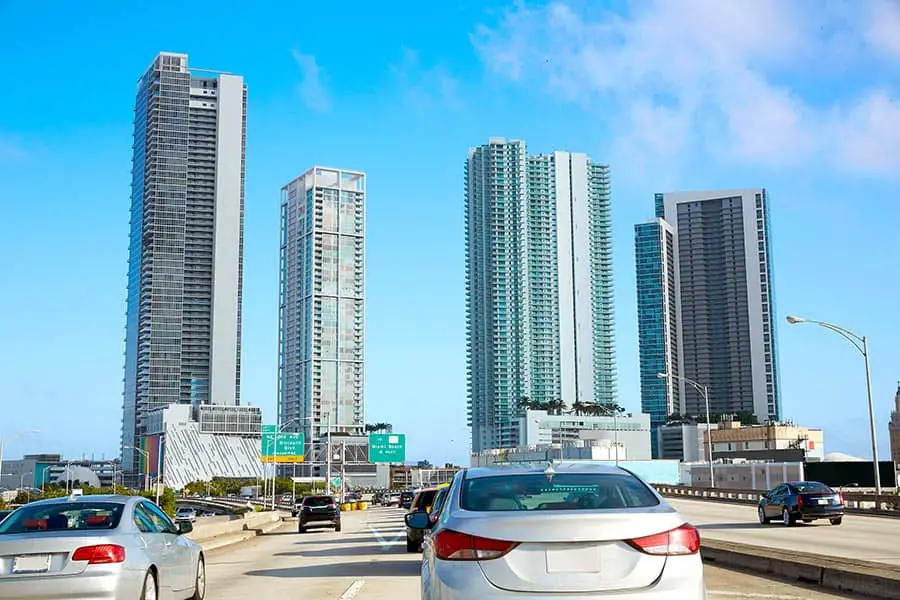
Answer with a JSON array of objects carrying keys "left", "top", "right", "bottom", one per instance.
[
  {"left": 701, "top": 538, "right": 900, "bottom": 599},
  {"left": 187, "top": 510, "right": 285, "bottom": 548}
]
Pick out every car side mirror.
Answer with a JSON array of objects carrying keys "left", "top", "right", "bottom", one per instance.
[
  {"left": 405, "top": 511, "right": 430, "bottom": 530},
  {"left": 177, "top": 521, "right": 193, "bottom": 535}
]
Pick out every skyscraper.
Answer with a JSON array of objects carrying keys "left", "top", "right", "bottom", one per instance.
[
  {"left": 122, "top": 52, "right": 247, "bottom": 475},
  {"left": 635, "top": 189, "right": 780, "bottom": 452},
  {"left": 634, "top": 217, "right": 680, "bottom": 458},
  {"left": 466, "top": 138, "right": 616, "bottom": 452},
  {"left": 889, "top": 384, "right": 900, "bottom": 467},
  {"left": 279, "top": 167, "right": 366, "bottom": 448}
]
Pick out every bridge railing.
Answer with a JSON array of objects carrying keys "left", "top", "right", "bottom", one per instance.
[{"left": 652, "top": 484, "right": 900, "bottom": 516}]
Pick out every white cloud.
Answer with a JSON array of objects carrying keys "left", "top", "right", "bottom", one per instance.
[
  {"left": 473, "top": 0, "right": 900, "bottom": 177},
  {"left": 390, "top": 47, "right": 463, "bottom": 112},
  {"left": 291, "top": 50, "right": 331, "bottom": 112}
]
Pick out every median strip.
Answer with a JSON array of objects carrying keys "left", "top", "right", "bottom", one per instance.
[{"left": 701, "top": 538, "right": 900, "bottom": 599}]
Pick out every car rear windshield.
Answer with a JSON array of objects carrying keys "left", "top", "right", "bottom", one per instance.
[
  {"left": 414, "top": 490, "right": 438, "bottom": 508},
  {"left": 460, "top": 473, "right": 660, "bottom": 511},
  {"left": 792, "top": 482, "right": 832, "bottom": 493},
  {"left": 0, "top": 502, "right": 125, "bottom": 534},
  {"left": 304, "top": 496, "right": 335, "bottom": 507}
]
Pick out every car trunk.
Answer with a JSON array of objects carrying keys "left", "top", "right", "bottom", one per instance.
[
  {"left": 461, "top": 508, "right": 682, "bottom": 594},
  {"left": 0, "top": 532, "right": 116, "bottom": 578},
  {"left": 800, "top": 492, "right": 841, "bottom": 508}
]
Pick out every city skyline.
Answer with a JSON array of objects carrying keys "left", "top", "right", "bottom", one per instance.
[
  {"left": 2, "top": 2, "right": 899, "bottom": 467},
  {"left": 121, "top": 52, "right": 247, "bottom": 476},
  {"left": 465, "top": 139, "right": 616, "bottom": 452}
]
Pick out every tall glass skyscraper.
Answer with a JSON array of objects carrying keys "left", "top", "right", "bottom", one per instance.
[
  {"left": 634, "top": 216, "right": 680, "bottom": 458},
  {"left": 466, "top": 138, "right": 616, "bottom": 452},
  {"left": 636, "top": 189, "right": 781, "bottom": 456},
  {"left": 122, "top": 52, "right": 247, "bottom": 475},
  {"left": 279, "top": 168, "right": 366, "bottom": 448}
]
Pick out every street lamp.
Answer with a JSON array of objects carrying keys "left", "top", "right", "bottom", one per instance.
[
  {"left": 0, "top": 429, "right": 40, "bottom": 490},
  {"left": 270, "top": 415, "right": 325, "bottom": 510},
  {"left": 124, "top": 445, "right": 151, "bottom": 491},
  {"left": 658, "top": 372, "right": 715, "bottom": 488},
  {"left": 786, "top": 315, "right": 882, "bottom": 495}
]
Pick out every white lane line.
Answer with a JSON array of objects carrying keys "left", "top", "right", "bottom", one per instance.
[
  {"left": 708, "top": 592, "right": 807, "bottom": 599},
  {"left": 339, "top": 580, "right": 365, "bottom": 599}
]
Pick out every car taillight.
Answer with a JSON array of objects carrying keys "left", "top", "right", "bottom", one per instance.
[
  {"left": 432, "top": 529, "right": 518, "bottom": 561},
  {"left": 837, "top": 493, "right": 844, "bottom": 504},
  {"left": 627, "top": 524, "right": 700, "bottom": 556},
  {"left": 72, "top": 544, "right": 125, "bottom": 564},
  {"left": 797, "top": 496, "right": 804, "bottom": 507}
]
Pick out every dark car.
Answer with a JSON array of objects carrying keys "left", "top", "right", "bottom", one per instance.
[
  {"left": 400, "top": 491, "right": 415, "bottom": 510},
  {"left": 298, "top": 495, "right": 341, "bottom": 533},
  {"left": 758, "top": 481, "right": 844, "bottom": 526},
  {"left": 405, "top": 487, "right": 441, "bottom": 552}
]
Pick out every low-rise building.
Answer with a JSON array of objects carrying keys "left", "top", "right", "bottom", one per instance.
[
  {"left": 657, "top": 423, "right": 714, "bottom": 462},
  {"left": 519, "top": 410, "right": 652, "bottom": 460},
  {"left": 707, "top": 420, "right": 825, "bottom": 462}
]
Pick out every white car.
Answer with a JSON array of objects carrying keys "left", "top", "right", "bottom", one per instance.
[
  {"left": 174, "top": 508, "right": 197, "bottom": 523},
  {"left": 406, "top": 463, "right": 706, "bottom": 600}
]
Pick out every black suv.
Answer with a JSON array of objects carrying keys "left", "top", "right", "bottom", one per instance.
[
  {"left": 400, "top": 491, "right": 415, "bottom": 509},
  {"left": 297, "top": 495, "right": 341, "bottom": 533}
]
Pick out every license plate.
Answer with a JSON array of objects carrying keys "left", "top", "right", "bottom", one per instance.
[
  {"left": 13, "top": 555, "right": 51, "bottom": 574},
  {"left": 546, "top": 545, "right": 601, "bottom": 573},
  {"left": 817, "top": 498, "right": 829, "bottom": 505}
]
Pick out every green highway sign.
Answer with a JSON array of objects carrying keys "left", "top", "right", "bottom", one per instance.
[
  {"left": 261, "top": 430, "right": 305, "bottom": 463},
  {"left": 368, "top": 433, "right": 406, "bottom": 463}
]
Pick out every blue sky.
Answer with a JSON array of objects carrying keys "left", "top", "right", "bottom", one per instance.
[{"left": 1, "top": 1, "right": 899, "bottom": 467}]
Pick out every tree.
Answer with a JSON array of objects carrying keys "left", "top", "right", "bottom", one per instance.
[
  {"left": 570, "top": 401, "right": 587, "bottom": 416},
  {"left": 518, "top": 395, "right": 533, "bottom": 415},
  {"left": 546, "top": 399, "right": 566, "bottom": 416}
]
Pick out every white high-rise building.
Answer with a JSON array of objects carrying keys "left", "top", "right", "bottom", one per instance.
[
  {"left": 466, "top": 138, "right": 616, "bottom": 453},
  {"left": 279, "top": 167, "right": 366, "bottom": 448},
  {"left": 122, "top": 52, "right": 247, "bottom": 477}
]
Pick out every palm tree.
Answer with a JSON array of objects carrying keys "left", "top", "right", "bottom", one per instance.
[
  {"left": 518, "top": 395, "right": 533, "bottom": 415},
  {"left": 547, "top": 399, "right": 566, "bottom": 416},
  {"left": 570, "top": 401, "right": 587, "bottom": 416}
]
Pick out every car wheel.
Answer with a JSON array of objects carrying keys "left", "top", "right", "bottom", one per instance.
[
  {"left": 140, "top": 570, "right": 157, "bottom": 600},
  {"left": 782, "top": 508, "right": 796, "bottom": 527},
  {"left": 190, "top": 556, "right": 206, "bottom": 600},
  {"left": 830, "top": 516, "right": 843, "bottom": 526},
  {"left": 335, "top": 521, "right": 342, "bottom": 533},
  {"left": 406, "top": 536, "right": 418, "bottom": 553},
  {"left": 758, "top": 506, "right": 769, "bottom": 524},
  {"left": 298, "top": 523, "right": 306, "bottom": 534}
]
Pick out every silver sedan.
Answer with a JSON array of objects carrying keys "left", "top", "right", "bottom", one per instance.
[
  {"left": 408, "top": 463, "right": 706, "bottom": 600},
  {"left": 0, "top": 494, "right": 205, "bottom": 600}
]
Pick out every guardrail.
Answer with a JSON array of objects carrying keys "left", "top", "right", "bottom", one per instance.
[{"left": 653, "top": 485, "right": 900, "bottom": 516}]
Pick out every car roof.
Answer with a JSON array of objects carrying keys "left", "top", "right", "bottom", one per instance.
[
  {"left": 24, "top": 494, "right": 139, "bottom": 507},
  {"left": 464, "top": 462, "right": 631, "bottom": 479}
]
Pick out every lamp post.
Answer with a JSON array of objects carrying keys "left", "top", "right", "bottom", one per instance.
[
  {"left": 20, "top": 472, "right": 32, "bottom": 502},
  {"left": 658, "top": 372, "right": 715, "bottom": 488},
  {"left": 786, "top": 315, "right": 882, "bottom": 495},
  {"left": 0, "top": 429, "right": 39, "bottom": 490},
  {"left": 271, "top": 415, "right": 320, "bottom": 510},
  {"left": 40, "top": 465, "right": 52, "bottom": 494},
  {"left": 124, "top": 445, "right": 151, "bottom": 492}
]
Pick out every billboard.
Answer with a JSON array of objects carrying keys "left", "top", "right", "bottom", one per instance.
[{"left": 369, "top": 433, "right": 406, "bottom": 463}]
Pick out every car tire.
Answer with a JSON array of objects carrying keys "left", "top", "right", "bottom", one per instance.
[
  {"left": 758, "top": 506, "right": 770, "bottom": 524},
  {"left": 830, "top": 516, "right": 843, "bottom": 526},
  {"left": 298, "top": 523, "right": 306, "bottom": 534},
  {"left": 782, "top": 508, "right": 796, "bottom": 527},
  {"left": 189, "top": 556, "right": 206, "bottom": 600},
  {"left": 335, "top": 521, "right": 342, "bottom": 532},
  {"left": 406, "top": 536, "right": 418, "bottom": 553},
  {"left": 140, "top": 570, "right": 157, "bottom": 600}
]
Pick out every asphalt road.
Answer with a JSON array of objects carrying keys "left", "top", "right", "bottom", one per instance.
[
  {"left": 203, "top": 507, "right": 864, "bottom": 599},
  {"left": 670, "top": 498, "right": 900, "bottom": 565}
]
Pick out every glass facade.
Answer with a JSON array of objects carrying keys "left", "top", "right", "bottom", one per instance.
[
  {"left": 466, "top": 139, "right": 616, "bottom": 452},
  {"left": 279, "top": 168, "right": 365, "bottom": 446},
  {"left": 122, "top": 53, "right": 246, "bottom": 475}
]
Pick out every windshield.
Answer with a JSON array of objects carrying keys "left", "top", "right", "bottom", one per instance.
[
  {"left": 460, "top": 473, "right": 660, "bottom": 511},
  {"left": 414, "top": 490, "right": 438, "bottom": 509},
  {"left": 792, "top": 482, "right": 832, "bottom": 494},
  {"left": 0, "top": 502, "right": 125, "bottom": 534},
  {"left": 303, "top": 496, "right": 334, "bottom": 507}
]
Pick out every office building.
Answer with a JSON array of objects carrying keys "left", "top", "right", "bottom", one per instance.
[
  {"left": 890, "top": 384, "right": 900, "bottom": 467},
  {"left": 279, "top": 167, "right": 366, "bottom": 452},
  {"left": 122, "top": 52, "right": 247, "bottom": 478},
  {"left": 635, "top": 217, "right": 680, "bottom": 458},
  {"left": 466, "top": 138, "right": 616, "bottom": 452},
  {"left": 635, "top": 190, "right": 780, "bottom": 453},
  {"left": 518, "top": 409, "right": 651, "bottom": 460}
]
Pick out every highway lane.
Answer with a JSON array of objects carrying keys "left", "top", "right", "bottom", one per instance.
[
  {"left": 671, "top": 498, "right": 900, "bottom": 565},
  {"left": 203, "top": 507, "right": 865, "bottom": 599}
]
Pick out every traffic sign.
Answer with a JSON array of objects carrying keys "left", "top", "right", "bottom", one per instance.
[
  {"left": 261, "top": 430, "right": 305, "bottom": 463},
  {"left": 368, "top": 433, "right": 406, "bottom": 463}
]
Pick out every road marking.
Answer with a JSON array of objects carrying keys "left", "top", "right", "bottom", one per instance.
[
  {"left": 369, "top": 525, "right": 407, "bottom": 548},
  {"left": 708, "top": 592, "right": 807, "bottom": 599},
  {"left": 339, "top": 580, "right": 365, "bottom": 599}
]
